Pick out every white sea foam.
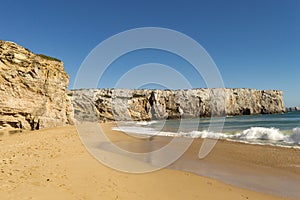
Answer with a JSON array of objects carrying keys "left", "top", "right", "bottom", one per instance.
[
  {"left": 288, "top": 127, "right": 300, "bottom": 144},
  {"left": 233, "top": 127, "right": 286, "bottom": 141},
  {"left": 233, "top": 127, "right": 300, "bottom": 145},
  {"left": 181, "top": 130, "right": 229, "bottom": 139},
  {"left": 112, "top": 126, "right": 175, "bottom": 137},
  {"left": 135, "top": 121, "right": 158, "bottom": 126},
  {"left": 112, "top": 126, "right": 229, "bottom": 139},
  {"left": 112, "top": 125, "right": 300, "bottom": 146},
  {"left": 112, "top": 126, "right": 156, "bottom": 135}
]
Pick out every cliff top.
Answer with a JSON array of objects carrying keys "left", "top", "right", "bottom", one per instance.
[
  {"left": 0, "top": 40, "right": 62, "bottom": 63},
  {"left": 71, "top": 88, "right": 283, "bottom": 93}
]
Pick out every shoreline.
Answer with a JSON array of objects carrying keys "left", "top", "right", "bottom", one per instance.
[
  {"left": 0, "top": 124, "right": 298, "bottom": 199},
  {"left": 101, "top": 122, "right": 300, "bottom": 199},
  {"left": 106, "top": 118, "right": 300, "bottom": 150}
]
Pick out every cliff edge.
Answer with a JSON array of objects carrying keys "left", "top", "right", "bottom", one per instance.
[
  {"left": 0, "top": 40, "right": 73, "bottom": 131},
  {"left": 70, "top": 88, "right": 285, "bottom": 122},
  {"left": 0, "top": 40, "right": 286, "bottom": 130}
]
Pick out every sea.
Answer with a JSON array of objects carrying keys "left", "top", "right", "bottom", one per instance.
[
  {"left": 112, "top": 111, "right": 300, "bottom": 199},
  {"left": 113, "top": 110, "right": 300, "bottom": 148}
]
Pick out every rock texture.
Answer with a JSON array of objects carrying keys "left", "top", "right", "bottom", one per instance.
[
  {"left": 70, "top": 88, "right": 285, "bottom": 122},
  {"left": 286, "top": 107, "right": 300, "bottom": 112},
  {"left": 0, "top": 40, "right": 73, "bottom": 131},
  {"left": 0, "top": 40, "right": 286, "bottom": 131}
]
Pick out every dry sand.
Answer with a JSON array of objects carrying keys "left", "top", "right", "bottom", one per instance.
[{"left": 0, "top": 124, "right": 298, "bottom": 200}]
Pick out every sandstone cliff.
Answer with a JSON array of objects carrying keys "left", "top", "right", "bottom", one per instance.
[
  {"left": 0, "top": 40, "right": 286, "bottom": 131},
  {"left": 70, "top": 88, "right": 285, "bottom": 122},
  {"left": 0, "top": 40, "right": 73, "bottom": 131}
]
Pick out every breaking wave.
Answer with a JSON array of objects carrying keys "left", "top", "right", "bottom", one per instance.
[{"left": 112, "top": 125, "right": 300, "bottom": 146}]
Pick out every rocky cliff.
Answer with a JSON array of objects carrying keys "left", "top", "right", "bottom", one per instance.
[
  {"left": 0, "top": 40, "right": 286, "bottom": 130},
  {"left": 70, "top": 88, "right": 285, "bottom": 122},
  {"left": 286, "top": 106, "right": 300, "bottom": 112},
  {"left": 0, "top": 40, "right": 73, "bottom": 131}
]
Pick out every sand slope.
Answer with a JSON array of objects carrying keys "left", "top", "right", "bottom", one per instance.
[{"left": 0, "top": 126, "right": 292, "bottom": 200}]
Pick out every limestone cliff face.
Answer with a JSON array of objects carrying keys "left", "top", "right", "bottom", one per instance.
[
  {"left": 70, "top": 88, "right": 285, "bottom": 122},
  {"left": 286, "top": 107, "right": 300, "bottom": 112},
  {"left": 0, "top": 40, "right": 73, "bottom": 131},
  {"left": 0, "top": 40, "right": 285, "bottom": 130}
]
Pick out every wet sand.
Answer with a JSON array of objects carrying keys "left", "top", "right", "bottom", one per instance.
[
  {"left": 101, "top": 122, "right": 300, "bottom": 199},
  {"left": 0, "top": 124, "right": 298, "bottom": 199}
]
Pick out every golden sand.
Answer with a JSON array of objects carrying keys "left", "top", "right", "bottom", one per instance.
[{"left": 0, "top": 124, "right": 298, "bottom": 200}]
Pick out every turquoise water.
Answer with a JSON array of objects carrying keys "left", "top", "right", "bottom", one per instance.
[{"left": 113, "top": 111, "right": 300, "bottom": 147}]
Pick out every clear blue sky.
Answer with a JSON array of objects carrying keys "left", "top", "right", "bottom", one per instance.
[{"left": 0, "top": 0, "right": 299, "bottom": 107}]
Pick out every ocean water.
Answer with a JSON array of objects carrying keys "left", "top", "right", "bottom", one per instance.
[
  {"left": 111, "top": 111, "right": 300, "bottom": 199},
  {"left": 113, "top": 111, "right": 300, "bottom": 147}
]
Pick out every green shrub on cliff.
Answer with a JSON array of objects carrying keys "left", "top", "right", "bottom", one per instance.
[{"left": 37, "top": 54, "right": 61, "bottom": 62}]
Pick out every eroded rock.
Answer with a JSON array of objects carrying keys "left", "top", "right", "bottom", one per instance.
[
  {"left": 0, "top": 40, "right": 73, "bottom": 131},
  {"left": 70, "top": 88, "right": 285, "bottom": 122}
]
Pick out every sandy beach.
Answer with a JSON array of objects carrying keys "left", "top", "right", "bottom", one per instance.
[
  {"left": 0, "top": 123, "right": 299, "bottom": 200},
  {"left": 1, "top": 1, "right": 299, "bottom": 199}
]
